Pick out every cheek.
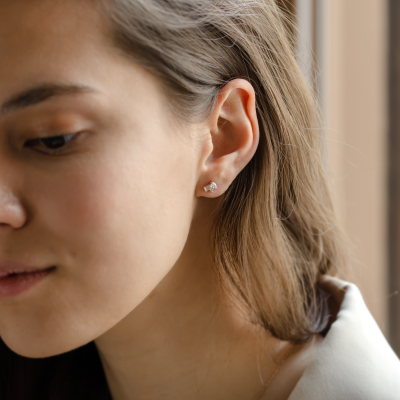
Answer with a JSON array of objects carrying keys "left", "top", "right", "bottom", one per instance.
[
  {"left": 39, "top": 144, "right": 194, "bottom": 287},
  {"left": 4, "top": 135, "right": 197, "bottom": 356}
]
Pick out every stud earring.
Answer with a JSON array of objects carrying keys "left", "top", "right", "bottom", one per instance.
[{"left": 203, "top": 181, "right": 218, "bottom": 193}]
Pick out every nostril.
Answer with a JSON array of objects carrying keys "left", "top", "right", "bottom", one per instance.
[
  {"left": 0, "top": 223, "right": 14, "bottom": 232},
  {"left": 0, "top": 221, "right": 13, "bottom": 226}
]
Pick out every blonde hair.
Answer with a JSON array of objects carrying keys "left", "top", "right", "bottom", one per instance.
[{"left": 101, "top": 0, "right": 348, "bottom": 342}]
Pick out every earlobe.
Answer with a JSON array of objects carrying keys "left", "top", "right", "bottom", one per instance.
[{"left": 196, "top": 79, "right": 259, "bottom": 198}]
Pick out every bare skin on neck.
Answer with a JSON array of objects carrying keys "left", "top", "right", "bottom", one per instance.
[{"left": 95, "top": 201, "right": 321, "bottom": 400}]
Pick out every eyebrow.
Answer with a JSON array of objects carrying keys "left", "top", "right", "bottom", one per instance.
[{"left": 1, "top": 83, "right": 97, "bottom": 115}]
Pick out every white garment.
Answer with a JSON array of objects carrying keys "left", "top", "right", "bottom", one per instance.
[{"left": 288, "top": 276, "right": 400, "bottom": 400}]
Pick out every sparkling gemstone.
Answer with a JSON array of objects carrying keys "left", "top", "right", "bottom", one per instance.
[{"left": 204, "top": 182, "right": 218, "bottom": 192}]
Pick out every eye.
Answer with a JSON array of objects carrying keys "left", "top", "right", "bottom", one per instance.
[{"left": 25, "top": 133, "right": 77, "bottom": 152}]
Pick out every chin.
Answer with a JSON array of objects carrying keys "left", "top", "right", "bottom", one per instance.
[{"left": 1, "top": 327, "right": 93, "bottom": 359}]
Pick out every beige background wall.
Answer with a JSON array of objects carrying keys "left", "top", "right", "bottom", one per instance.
[
  {"left": 319, "top": 0, "right": 389, "bottom": 333},
  {"left": 288, "top": 0, "right": 389, "bottom": 333}
]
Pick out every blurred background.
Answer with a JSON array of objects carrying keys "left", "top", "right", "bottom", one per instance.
[{"left": 276, "top": 0, "right": 399, "bottom": 355}]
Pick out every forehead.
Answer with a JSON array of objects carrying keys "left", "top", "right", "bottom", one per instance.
[
  {"left": 0, "top": 0, "right": 103, "bottom": 37},
  {"left": 0, "top": 0, "right": 109, "bottom": 96},
  {"left": 0, "top": 0, "right": 105, "bottom": 49}
]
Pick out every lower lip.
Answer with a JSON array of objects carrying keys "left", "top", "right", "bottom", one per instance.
[{"left": 0, "top": 268, "right": 55, "bottom": 299}]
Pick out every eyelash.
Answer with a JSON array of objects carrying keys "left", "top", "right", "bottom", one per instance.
[{"left": 24, "top": 133, "right": 78, "bottom": 154}]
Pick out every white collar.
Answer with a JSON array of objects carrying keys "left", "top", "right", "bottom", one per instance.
[{"left": 288, "top": 276, "right": 400, "bottom": 400}]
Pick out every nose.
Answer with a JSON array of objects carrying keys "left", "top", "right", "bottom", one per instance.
[{"left": 0, "top": 190, "right": 27, "bottom": 229}]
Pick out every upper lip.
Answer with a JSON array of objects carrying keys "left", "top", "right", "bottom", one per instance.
[{"left": 0, "top": 261, "right": 51, "bottom": 279}]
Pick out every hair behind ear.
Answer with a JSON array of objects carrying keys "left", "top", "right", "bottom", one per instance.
[{"left": 104, "top": 0, "right": 348, "bottom": 342}]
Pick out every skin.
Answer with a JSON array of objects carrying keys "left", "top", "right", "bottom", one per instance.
[{"left": 0, "top": 1, "right": 321, "bottom": 399}]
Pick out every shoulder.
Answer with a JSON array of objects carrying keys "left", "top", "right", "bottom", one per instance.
[{"left": 288, "top": 276, "right": 400, "bottom": 400}]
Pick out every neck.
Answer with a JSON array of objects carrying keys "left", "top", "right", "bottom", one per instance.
[{"left": 94, "top": 200, "right": 283, "bottom": 400}]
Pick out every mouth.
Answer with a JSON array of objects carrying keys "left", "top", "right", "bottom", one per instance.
[{"left": 0, "top": 266, "right": 55, "bottom": 299}]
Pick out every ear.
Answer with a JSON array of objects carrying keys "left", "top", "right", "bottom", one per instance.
[{"left": 195, "top": 79, "right": 259, "bottom": 198}]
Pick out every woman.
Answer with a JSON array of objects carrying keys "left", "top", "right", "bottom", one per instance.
[{"left": 0, "top": 0, "right": 398, "bottom": 399}]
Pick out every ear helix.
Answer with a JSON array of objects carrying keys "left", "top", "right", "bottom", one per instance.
[{"left": 203, "top": 181, "right": 218, "bottom": 193}]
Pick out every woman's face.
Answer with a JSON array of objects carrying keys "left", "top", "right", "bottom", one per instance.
[{"left": 0, "top": 0, "right": 203, "bottom": 357}]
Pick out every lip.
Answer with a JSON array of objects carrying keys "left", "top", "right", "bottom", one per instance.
[{"left": 0, "top": 261, "right": 55, "bottom": 299}]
